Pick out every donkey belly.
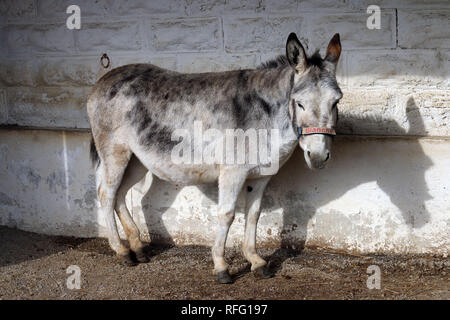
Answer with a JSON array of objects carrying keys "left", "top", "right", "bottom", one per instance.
[
  {"left": 129, "top": 129, "right": 298, "bottom": 185},
  {"left": 132, "top": 145, "right": 220, "bottom": 185}
]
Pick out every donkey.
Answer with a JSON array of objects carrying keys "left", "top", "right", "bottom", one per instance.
[{"left": 87, "top": 33, "right": 342, "bottom": 283}]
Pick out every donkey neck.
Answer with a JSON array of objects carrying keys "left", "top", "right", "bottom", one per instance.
[
  {"left": 246, "top": 66, "right": 297, "bottom": 140},
  {"left": 246, "top": 65, "right": 294, "bottom": 107}
]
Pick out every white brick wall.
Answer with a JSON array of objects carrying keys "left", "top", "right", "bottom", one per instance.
[
  {"left": 338, "top": 89, "right": 450, "bottom": 136},
  {"left": 1, "top": 23, "right": 76, "bottom": 56},
  {"left": 398, "top": 10, "right": 450, "bottom": 49},
  {"left": 0, "top": 0, "right": 448, "bottom": 135},
  {"left": 150, "top": 17, "right": 221, "bottom": 52},
  {"left": 7, "top": 87, "right": 90, "bottom": 128},
  {"left": 36, "top": 0, "right": 113, "bottom": 21},
  {"left": 75, "top": 21, "right": 145, "bottom": 54},
  {"left": 224, "top": 16, "right": 306, "bottom": 52},
  {"left": 0, "top": 0, "right": 449, "bottom": 253},
  {"left": 308, "top": 10, "right": 396, "bottom": 50},
  {"left": 346, "top": 50, "right": 449, "bottom": 89},
  {"left": 0, "top": 0, "right": 35, "bottom": 22}
]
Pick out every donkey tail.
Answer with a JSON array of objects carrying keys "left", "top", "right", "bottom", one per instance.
[{"left": 90, "top": 137, "right": 101, "bottom": 168}]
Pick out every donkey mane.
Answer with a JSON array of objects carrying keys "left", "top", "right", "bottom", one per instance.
[
  {"left": 258, "top": 51, "right": 324, "bottom": 70},
  {"left": 257, "top": 55, "right": 289, "bottom": 69}
]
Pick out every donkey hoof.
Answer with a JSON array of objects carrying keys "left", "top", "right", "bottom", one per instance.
[
  {"left": 135, "top": 250, "right": 150, "bottom": 263},
  {"left": 253, "top": 266, "right": 273, "bottom": 279},
  {"left": 119, "top": 253, "right": 138, "bottom": 267},
  {"left": 216, "top": 270, "right": 233, "bottom": 284}
]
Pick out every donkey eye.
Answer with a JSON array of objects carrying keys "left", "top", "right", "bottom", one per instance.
[{"left": 297, "top": 102, "right": 305, "bottom": 110}]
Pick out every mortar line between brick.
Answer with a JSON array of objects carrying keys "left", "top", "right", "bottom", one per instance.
[
  {"left": 2, "top": 89, "right": 8, "bottom": 124},
  {"left": 33, "top": 0, "right": 38, "bottom": 19},
  {"left": 0, "top": 126, "right": 449, "bottom": 141},
  {"left": 395, "top": 9, "right": 399, "bottom": 48},
  {"left": 222, "top": 16, "right": 226, "bottom": 53}
]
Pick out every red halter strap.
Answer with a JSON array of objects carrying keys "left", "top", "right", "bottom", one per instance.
[
  {"left": 290, "top": 103, "right": 337, "bottom": 138},
  {"left": 297, "top": 127, "right": 336, "bottom": 136}
]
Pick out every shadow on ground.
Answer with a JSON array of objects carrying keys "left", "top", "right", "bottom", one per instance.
[{"left": 0, "top": 226, "right": 448, "bottom": 299}]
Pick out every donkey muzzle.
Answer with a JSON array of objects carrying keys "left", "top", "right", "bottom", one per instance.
[
  {"left": 306, "top": 150, "right": 330, "bottom": 169},
  {"left": 297, "top": 127, "right": 334, "bottom": 170}
]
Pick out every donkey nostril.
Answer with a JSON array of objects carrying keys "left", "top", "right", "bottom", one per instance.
[
  {"left": 325, "top": 152, "right": 330, "bottom": 162},
  {"left": 307, "top": 151, "right": 311, "bottom": 157}
]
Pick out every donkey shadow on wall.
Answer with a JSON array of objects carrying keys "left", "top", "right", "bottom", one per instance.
[
  {"left": 264, "top": 97, "right": 434, "bottom": 273},
  {"left": 135, "top": 97, "right": 433, "bottom": 275}
]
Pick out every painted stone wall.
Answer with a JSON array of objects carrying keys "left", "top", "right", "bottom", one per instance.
[{"left": 0, "top": 0, "right": 449, "bottom": 255}]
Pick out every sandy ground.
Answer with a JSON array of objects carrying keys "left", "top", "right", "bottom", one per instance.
[{"left": 0, "top": 226, "right": 448, "bottom": 300}]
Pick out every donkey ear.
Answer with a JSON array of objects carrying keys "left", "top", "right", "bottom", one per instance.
[
  {"left": 325, "top": 33, "right": 341, "bottom": 64},
  {"left": 286, "top": 33, "right": 307, "bottom": 73}
]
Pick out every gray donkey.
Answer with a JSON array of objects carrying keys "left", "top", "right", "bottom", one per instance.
[{"left": 87, "top": 33, "right": 342, "bottom": 283}]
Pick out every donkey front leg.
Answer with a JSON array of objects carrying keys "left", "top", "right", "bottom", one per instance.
[
  {"left": 212, "top": 169, "right": 248, "bottom": 284},
  {"left": 243, "top": 177, "right": 272, "bottom": 279}
]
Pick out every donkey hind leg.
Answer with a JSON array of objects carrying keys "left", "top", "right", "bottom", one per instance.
[
  {"left": 242, "top": 177, "right": 273, "bottom": 279},
  {"left": 212, "top": 168, "right": 248, "bottom": 284},
  {"left": 96, "top": 146, "right": 134, "bottom": 265},
  {"left": 115, "top": 155, "right": 149, "bottom": 263}
]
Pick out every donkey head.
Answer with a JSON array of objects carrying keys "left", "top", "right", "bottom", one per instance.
[{"left": 286, "top": 33, "right": 342, "bottom": 170}]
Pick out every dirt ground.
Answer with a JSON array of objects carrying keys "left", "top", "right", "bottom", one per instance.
[{"left": 0, "top": 226, "right": 448, "bottom": 300}]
